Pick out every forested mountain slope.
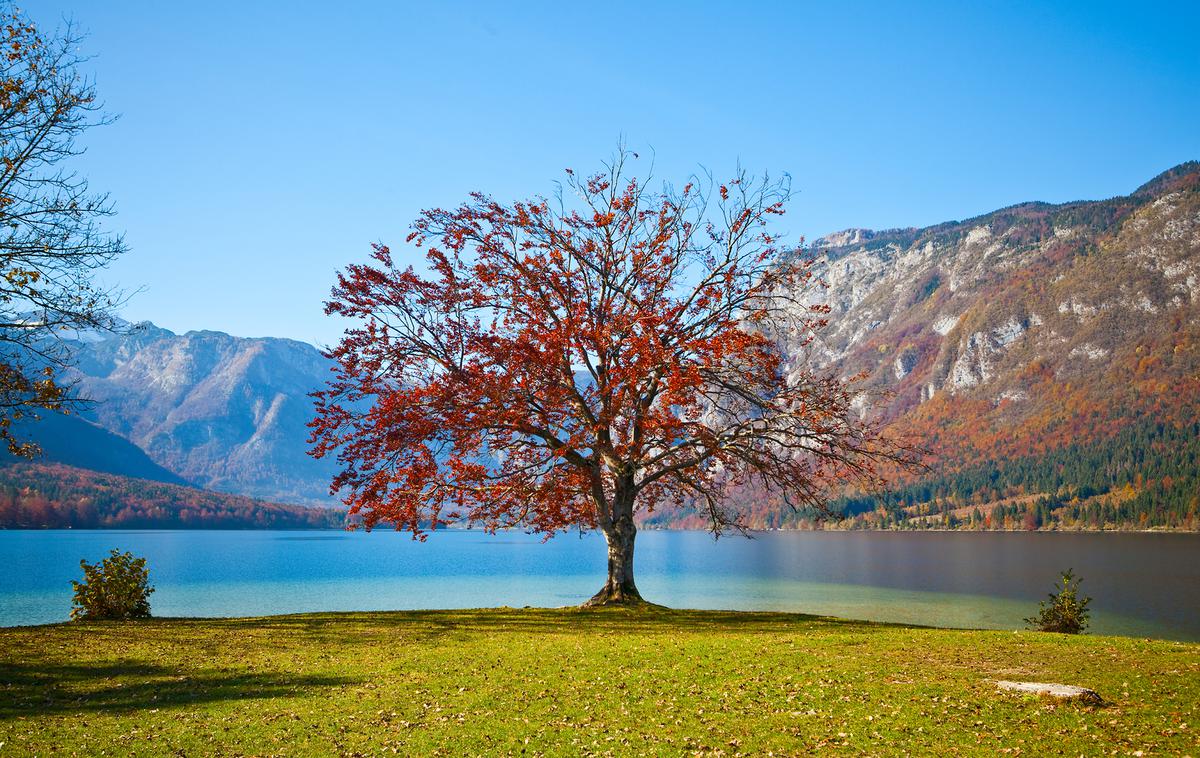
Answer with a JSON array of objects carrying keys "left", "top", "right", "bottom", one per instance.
[{"left": 647, "top": 162, "right": 1200, "bottom": 530}]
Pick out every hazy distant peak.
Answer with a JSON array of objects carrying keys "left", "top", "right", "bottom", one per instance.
[{"left": 59, "top": 321, "right": 338, "bottom": 506}]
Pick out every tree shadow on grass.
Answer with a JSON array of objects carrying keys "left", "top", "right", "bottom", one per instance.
[
  {"left": 0, "top": 661, "right": 357, "bottom": 719},
  {"left": 196, "top": 606, "right": 930, "bottom": 645}
]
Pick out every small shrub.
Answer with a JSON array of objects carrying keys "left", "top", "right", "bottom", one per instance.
[
  {"left": 70, "top": 549, "right": 154, "bottom": 620},
  {"left": 1025, "top": 568, "right": 1091, "bottom": 634}
]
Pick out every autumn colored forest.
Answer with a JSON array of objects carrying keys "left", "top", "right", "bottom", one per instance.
[{"left": 0, "top": 463, "right": 345, "bottom": 530}]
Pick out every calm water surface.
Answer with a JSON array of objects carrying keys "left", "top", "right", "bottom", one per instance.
[{"left": 1, "top": 530, "right": 1197, "bottom": 640}]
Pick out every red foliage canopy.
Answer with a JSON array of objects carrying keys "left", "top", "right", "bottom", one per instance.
[{"left": 310, "top": 152, "right": 905, "bottom": 601}]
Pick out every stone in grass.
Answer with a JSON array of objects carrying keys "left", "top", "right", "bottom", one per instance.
[{"left": 996, "top": 680, "right": 1103, "bottom": 704}]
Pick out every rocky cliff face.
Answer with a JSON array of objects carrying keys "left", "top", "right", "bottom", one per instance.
[
  {"left": 793, "top": 161, "right": 1200, "bottom": 467},
  {"left": 63, "top": 326, "right": 339, "bottom": 505}
]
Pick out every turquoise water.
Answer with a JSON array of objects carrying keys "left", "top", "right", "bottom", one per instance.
[{"left": 1, "top": 529, "right": 1197, "bottom": 640}]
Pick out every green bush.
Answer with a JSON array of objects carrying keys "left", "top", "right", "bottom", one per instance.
[
  {"left": 70, "top": 549, "right": 154, "bottom": 620},
  {"left": 1025, "top": 568, "right": 1091, "bottom": 634}
]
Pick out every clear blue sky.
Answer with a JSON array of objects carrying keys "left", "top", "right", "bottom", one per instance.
[{"left": 26, "top": 1, "right": 1200, "bottom": 347}]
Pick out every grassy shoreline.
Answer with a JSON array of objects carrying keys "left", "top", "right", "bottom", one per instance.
[{"left": 2, "top": 608, "right": 1197, "bottom": 755}]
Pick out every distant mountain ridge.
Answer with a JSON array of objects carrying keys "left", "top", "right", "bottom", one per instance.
[{"left": 59, "top": 323, "right": 339, "bottom": 506}]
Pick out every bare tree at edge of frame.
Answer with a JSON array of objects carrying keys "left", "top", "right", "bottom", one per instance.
[{"left": 0, "top": 3, "right": 129, "bottom": 455}]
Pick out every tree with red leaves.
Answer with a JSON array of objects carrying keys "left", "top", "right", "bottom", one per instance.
[{"left": 310, "top": 150, "right": 908, "bottom": 606}]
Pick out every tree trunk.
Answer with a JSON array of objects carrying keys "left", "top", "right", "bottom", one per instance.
[{"left": 583, "top": 514, "right": 644, "bottom": 607}]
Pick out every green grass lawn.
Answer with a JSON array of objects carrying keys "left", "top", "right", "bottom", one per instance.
[{"left": 1, "top": 608, "right": 1197, "bottom": 756}]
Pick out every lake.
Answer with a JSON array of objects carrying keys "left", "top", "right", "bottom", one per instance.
[{"left": 1, "top": 529, "right": 1197, "bottom": 640}]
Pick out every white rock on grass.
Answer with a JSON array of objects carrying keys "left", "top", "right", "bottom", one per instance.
[{"left": 995, "top": 680, "right": 1103, "bottom": 703}]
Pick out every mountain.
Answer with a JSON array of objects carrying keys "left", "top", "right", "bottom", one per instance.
[
  {"left": 797, "top": 161, "right": 1199, "bottom": 426},
  {"left": 59, "top": 324, "right": 339, "bottom": 506},
  {"left": 28, "top": 162, "right": 1200, "bottom": 530},
  {"left": 0, "top": 462, "right": 346, "bottom": 529},
  {"left": 648, "top": 161, "right": 1200, "bottom": 531}
]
